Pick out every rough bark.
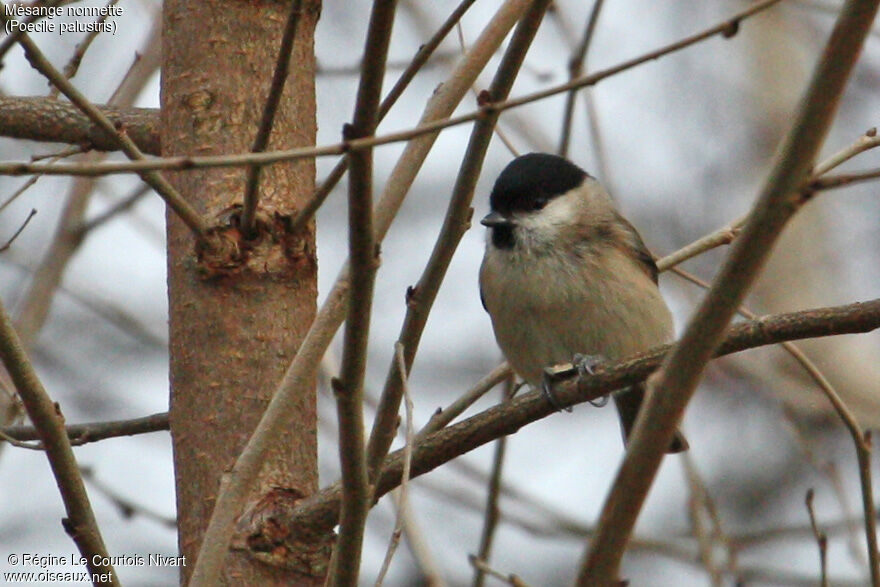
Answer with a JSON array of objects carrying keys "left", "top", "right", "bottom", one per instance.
[
  {"left": 0, "top": 96, "right": 159, "bottom": 154},
  {"left": 161, "top": 1, "right": 322, "bottom": 584}
]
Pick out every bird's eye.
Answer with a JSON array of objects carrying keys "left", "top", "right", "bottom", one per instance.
[{"left": 532, "top": 197, "right": 548, "bottom": 211}]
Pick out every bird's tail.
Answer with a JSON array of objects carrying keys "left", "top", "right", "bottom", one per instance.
[{"left": 613, "top": 384, "right": 689, "bottom": 453}]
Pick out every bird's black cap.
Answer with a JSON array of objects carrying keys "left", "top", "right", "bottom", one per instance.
[{"left": 489, "top": 153, "right": 589, "bottom": 215}]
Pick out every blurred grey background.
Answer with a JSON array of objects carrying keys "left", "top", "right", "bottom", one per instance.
[{"left": 1, "top": 0, "right": 879, "bottom": 584}]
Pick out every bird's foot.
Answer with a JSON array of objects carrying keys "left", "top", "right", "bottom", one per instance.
[
  {"left": 541, "top": 371, "right": 572, "bottom": 413},
  {"left": 573, "top": 354, "right": 610, "bottom": 408}
]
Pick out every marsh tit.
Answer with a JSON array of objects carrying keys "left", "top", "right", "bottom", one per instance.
[{"left": 479, "top": 153, "right": 687, "bottom": 453}]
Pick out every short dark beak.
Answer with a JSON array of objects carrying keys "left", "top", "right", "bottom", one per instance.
[{"left": 480, "top": 211, "right": 515, "bottom": 228}]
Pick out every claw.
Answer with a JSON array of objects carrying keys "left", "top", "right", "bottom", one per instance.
[
  {"left": 573, "top": 354, "right": 609, "bottom": 408},
  {"left": 573, "top": 353, "right": 604, "bottom": 376},
  {"left": 541, "top": 372, "right": 572, "bottom": 413}
]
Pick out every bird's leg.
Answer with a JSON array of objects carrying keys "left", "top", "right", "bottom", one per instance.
[
  {"left": 573, "top": 353, "right": 609, "bottom": 408},
  {"left": 541, "top": 371, "right": 573, "bottom": 413}
]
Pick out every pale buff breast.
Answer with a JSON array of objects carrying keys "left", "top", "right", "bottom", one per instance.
[{"left": 480, "top": 244, "right": 673, "bottom": 386}]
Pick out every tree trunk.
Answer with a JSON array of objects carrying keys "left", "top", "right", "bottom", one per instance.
[{"left": 161, "top": 1, "right": 322, "bottom": 584}]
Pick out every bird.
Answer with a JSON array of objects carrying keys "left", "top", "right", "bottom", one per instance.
[{"left": 478, "top": 153, "right": 687, "bottom": 453}]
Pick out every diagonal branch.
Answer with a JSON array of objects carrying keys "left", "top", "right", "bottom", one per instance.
[
  {"left": 277, "top": 298, "right": 880, "bottom": 534},
  {"left": 577, "top": 1, "right": 880, "bottom": 583},
  {"left": 0, "top": 299, "right": 116, "bottom": 582},
  {"left": 288, "top": 0, "right": 479, "bottom": 234},
  {"left": 239, "top": 0, "right": 304, "bottom": 236},
  {"left": 0, "top": 8, "right": 207, "bottom": 236},
  {"left": 558, "top": 0, "right": 605, "bottom": 157}
]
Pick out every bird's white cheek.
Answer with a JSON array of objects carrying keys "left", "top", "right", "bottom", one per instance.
[{"left": 513, "top": 194, "right": 580, "bottom": 246}]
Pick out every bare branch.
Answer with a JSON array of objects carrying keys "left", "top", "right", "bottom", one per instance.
[
  {"left": 472, "top": 376, "right": 515, "bottom": 587},
  {"left": 658, "top": 127, "right": 880, "bottom": 272},
  {"left": 417, "top": 362, "right": 511, "bottom": 439},
  {"left": 239, "top": 0, "right": 304, "bottom": 236},
  {"left": 374, "top": 343, "right": 418, "bottom": 586},
  {"left": 806, "top": 489, "right": 830, "bottom": 587},
  {"left": 578, "top": 1, "right": 880, "bottom": 582},
  {"left": 811, "top": 166, "right": 880, "bottom": 191},
  {"left": 469, "top": 556, "right": 532, "bottom": 587},
  {"left": 558, "top": 0, "right": 605, "bottom": 157},
  {"left": 48, "top": 0, "right": 122, "bottom": 98},
  {"left": 0, "top": 0, "right": 784, "bottom": 180},
  {"left": 0, "top": 412, "right": 169, "bottom": 447},
  {"left": 0, "top": 209, "right": 37, "bottom": 253},
  {"left": 82, "top": 467, "right": 176, "bottom": 529},
  {"left": 76, "top": 183, "right": 151, "bottom": 235},
  {"left": 0, "top": 11, "right": 208, "bottom": 236},
  {"left": 328, "top": 0, "right": 396, "bottom": 583},
  {"left": 279, "top": 298, "right": 880, "bottom": 535},
  {"left": 290, "top": 0, "right": 479, "bottom": 235},
  {"left": 0, "top": 97, "right": 159, "bottom": 154},
  {"left": 0, "top": 299, "right": 116, "bottom": 581},
  {"left": 0, "top": 0, "right": 70, "bottom": 63},
  {"left": 11, "top": 25, "right": 161, "bottom": 353},
  {"left": 683, "top": 454, "right": 735, "bottom": 585}
]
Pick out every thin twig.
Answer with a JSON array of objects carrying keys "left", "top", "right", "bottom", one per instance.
[
  {"left": 0, "top": 427, "right": 42, "bottom": 449},
  {"left": 31, "top": 145, "right": 90, "bottom": 162},
  {"left": 417, "top": 362, "right": 511, "bottom": 439},
  {"left": 819, "top": 461, "right": 867, "bottom": 566},
  {"left": 730, "top": 513, "right": 880, "bottom": 550},
  {"left": 472, "top": 374, "right": 515, "bottom": 587},
  {"left": 0, "top": 0, "right": 69, "bottom": 63},
  {"left": 558, "top": 0, "right": 605, "bottom": 157},
  {"left": 0, "top": 10, "right": 208, "bottom": 237},
  {"left": 468, "top": 556, "right": 532, "bottom": 587},
  {"left": 288, "top": 0, "right": 480, "bottom": 234},
  {"left": 317, "top": 51, "right": 459, "bottom": 76},
  {"left": 578, "top": 2, "right": 880, "bottom": 582},
  {"left": 76, "top": 183, "right": 151, "bottom": 235},
  {"left": 0, "top": 149, "right": 86, "bottom": 216},
  {"left": 11, "top": 29, "right": 162, "bottom": 352},
  {"left": 327, "top": 0, "right": 396, "bottom": 584},
  {"left": 0, "top": 298, "right": 116, "bottom": 581},
  {"left": 811, "top": 167, "right": 880, "bottom": 190},
  {"left": 814, "top": 126, "right": 879, "bottom": 174},
  {"left": 239, "top": 0, "right": 303, "bottom": 235},
  {"left": 374, "top": 343, "right": 418, "bottom": 587},
  {"left": 455, "top": 23, "right": 520, "bottom": 156},
  {"left": 806, "top": 488, "right": 830, "bottom": 587},
  {"left": 49, "top": 0, "right": 121, "bottom": 98},
  {"left": 658, "top": 126, "right": 880, "bottom": 272},
  {"left": 657, "top": 215, "right": 745, "bottom": 272},
  {"left": 682, "top": 454, "right": 731, "bottom": 586},
  {"left": 802, "top": 363, "right": 880, "bottom": 586},
  {"left": 82, "top": 467, "right": 176, "bottom": 529},
  {"left": 421, "top": 460, "right": 870, "bottom": 585},
  {"left": 1, "top": 412, "right": 169, "bottom": 446},
  {"left": 0, "top": 209, "right": 37, "bottom": 253},
  {"left": 0, "top": 0, "right": 785, "bottom": 180},
  {"left": 670, "top": 267, "right": 880, "bottom": 585},
  {"left": 0, "top": 142, "right": 88, "bottom": 217}
]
